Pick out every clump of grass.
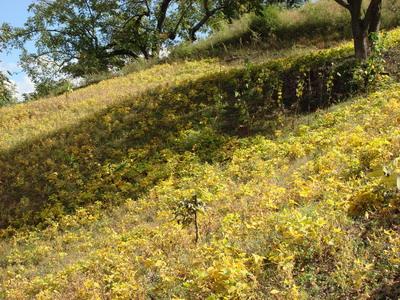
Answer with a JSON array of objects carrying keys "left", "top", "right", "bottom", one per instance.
[
  {"left": 171, "top": 14, "right": 254, "bottom": 59},
  {"left": 266, "top": 0, "right": 351, "bottom": 41},
  {"left": 120, "top": 57, "right": 161, "bottom": 76}
]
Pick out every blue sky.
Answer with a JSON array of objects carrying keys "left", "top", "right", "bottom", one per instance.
[{"left": 0, "top": 0, "right": 34, "bottom": 98}]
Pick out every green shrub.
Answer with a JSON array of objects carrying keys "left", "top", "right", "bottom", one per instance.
[{"left": 249, "top": 6, "right": 281, "bottom": 39}]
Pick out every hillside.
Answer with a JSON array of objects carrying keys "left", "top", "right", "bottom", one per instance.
[
  {"left": 169, "top": 0, "right": 400, "bottom": 61},
  {"left": 1, "top": 28, "right": 400, "bottom": 299}
]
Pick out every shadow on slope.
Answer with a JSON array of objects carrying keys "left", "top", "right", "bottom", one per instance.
[{"left": 0, "top": 42, "right": 395, "bottom": 228}]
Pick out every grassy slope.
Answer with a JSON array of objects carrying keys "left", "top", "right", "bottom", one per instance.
[
  {"left": 1, "top": 31, "right": 400, "bottom": 299},
  {"left": 0, "top": 60, "right": 227, "bottom": 152},
  {"left": 0, "top": 31, "right": 370, "bottom": 228},
  {"left": 169, "top": 0, "right": 400, "bottom": 61},
  {"left": 1, "top": 83, "right": 400, "bottom": 299}
]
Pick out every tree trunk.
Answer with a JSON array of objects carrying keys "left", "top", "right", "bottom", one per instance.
[
  {"left": 353, "top": 29, "right": 369, "bottom": 60},
  {"left": 334, "top": 0, "right": 382, "bottom": 60},
  {"left": 351, "top": 18, "right": 369, "bottom": 60},
  {"left": 368, "top": 0, "right": 382, "bottom": 35},
  {"left": 368, "top": 0, "right": 382, "bottom": 49}
]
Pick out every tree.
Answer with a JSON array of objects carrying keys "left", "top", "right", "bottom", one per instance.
[
  {"left": 173, "top": 195, "right": 206, "bottom": 243},
  {"left": 7, "top": 0, "right": 264, "bottom": 82},
  {"left": 184, "top": 0, "right": 264, "bottom": 42},
  {"left": 334, "top": 0, "right": 382, "bottom": 60},
  {"left": 0, "top": 71, "right": 16, "bottom": 107},
  {"left": 12, "top": 0, "right": 125, "bottom": 82},
  {"left": 0, "top": 26, "right": 16, "bottom": 106}
]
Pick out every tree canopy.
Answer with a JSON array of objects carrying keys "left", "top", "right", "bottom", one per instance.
[
  {"left": 0, "top": 27, "right": 15, "bottom": 106},
  {"left": 1, "top": 0, "right": 384, "bottom": 99},
  {"left": 9, "top": 0, "right": 265, "bottom": 82},
  {"left": 0, "top": 70, "right": 15, "bottom": 107}
]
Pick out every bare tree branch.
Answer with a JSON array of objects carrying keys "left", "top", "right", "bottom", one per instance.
[{"left": 156, "top": 0, "right": 173, "bottom": 33}]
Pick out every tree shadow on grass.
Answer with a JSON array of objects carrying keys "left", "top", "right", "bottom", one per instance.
[{"left": 0, "top": 53, "right": 359, "bottom": 229}]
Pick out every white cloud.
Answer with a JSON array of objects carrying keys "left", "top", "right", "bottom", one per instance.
[
  {"left": 0, "top": 61, "right": 19, "bottom": 73},
  {"left": 0, "top": 61, "right": 35, "bottom": 100},
  {"left": 11, "top": 75, "right": 35, "bottom": 101},
  {"left": 17, "top": 76, "right": 35, "bottom": 94}
]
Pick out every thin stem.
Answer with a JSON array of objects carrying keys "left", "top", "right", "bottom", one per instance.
[{"left": 194, "top": 195, "right": 199, "bottom": 244}]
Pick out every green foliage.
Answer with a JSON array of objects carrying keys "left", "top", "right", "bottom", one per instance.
[
  {"left": 0, "top": 27, "right": 15, "bottom": 105},
  {"left": 353, "top": 33, "right": 390, "bottom": 91},
  {"left": 8, "top": 0, "right": 264, "bottom": 84},
  {"left": 249, "top": 5, "right": 281, "bottom": 38},
  {"left": 25, "top": 79, "right": 76, "bottom": 100},
  {"left": 0, "top": 69, "right": 15, "bottom": 107}
]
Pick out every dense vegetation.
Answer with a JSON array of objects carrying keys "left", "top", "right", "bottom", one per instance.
[
  {"left": 1, "top": 0, "right": 393, "bottom": 99},
  {"left": 0, "top": 70, "right": 14, "bottom": 106},
  {"left": 1, "top": 1, "right": 400, "bottom": 299},
  {"left": 0, "top": 25, "right": 399, "bottom": 298},
  {"left": 1, "top": 28, "right": 399, "bottom": 228}
]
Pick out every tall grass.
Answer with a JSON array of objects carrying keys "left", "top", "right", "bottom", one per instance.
[{"left": 170, "top": 0, "right": 400, "bottom": 60}]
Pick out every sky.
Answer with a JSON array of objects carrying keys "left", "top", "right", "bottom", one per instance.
[{"left": 0, "top": 0, "right": 34, "bottom": 99}]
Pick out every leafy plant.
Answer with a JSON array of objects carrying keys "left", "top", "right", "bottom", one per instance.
[
  {"left": 173, "top": 194, "right": 206, "bottom": 243},
  {"left": 353, "top": 32, "right": 390, "bottom": 91},
  {"left": 0, "top": 69, "right": 15, "bottom": 107}
]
